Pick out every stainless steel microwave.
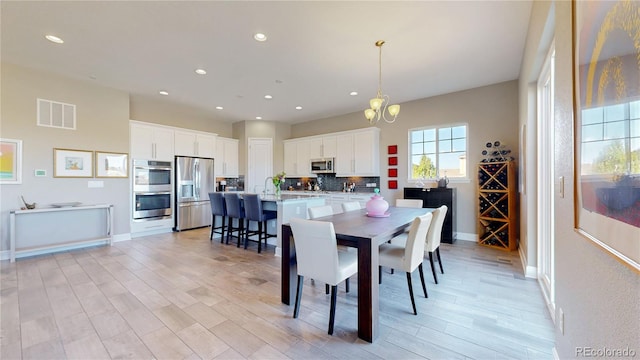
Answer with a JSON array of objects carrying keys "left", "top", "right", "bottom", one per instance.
[{"left": 310, "top": 158, "right": 335, "bottom": 174}]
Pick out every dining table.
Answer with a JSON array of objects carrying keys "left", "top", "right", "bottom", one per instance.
[{"left": 280, "top": 206, "right": 432, "bottom": 343}]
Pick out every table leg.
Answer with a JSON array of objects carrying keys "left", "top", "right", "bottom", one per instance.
[
  {"left": 357, "top": 238, "right": 379, "bottom": 342},
  {"left": 281, "top": 224, "right": 297, "bottom": 305}
]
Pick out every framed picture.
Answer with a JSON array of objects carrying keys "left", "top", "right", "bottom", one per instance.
[
  {"left": 0, "top": 138, "right": 23, "bottom": 184},
  {"left": 572, "top": 0, "right": 640, "bottom": 271},
  {"left": 388, "top": 156, "right": 398, "bottom": 166},
  {"left": 388, "top": 168, "right": 398, "bottom": 178},
  {"left": 54, "top": 148, "right": 93, "bottom": 178},
  {"left": 387, "top": 145, "right": 397, "bottom": 154},
  {"left": 95, "top": 151, "right": 128, "bottom": 178},
  {"left": 388, "top": 180, "right": 398, "bottom": 189}
]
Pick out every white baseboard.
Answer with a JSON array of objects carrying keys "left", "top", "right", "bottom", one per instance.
[
  {"left": 455, "top": 232, "right": 477, "bottom": 242},
  {"left": 274, "top": 247, "right": 282, "bottom": 257},
  {"left": 113, "top": 233, "right": 132, "bottom": 243},
  {"left": 130, "top": 227, "right": 173, "bottom": 238},
  {"left": 519, "top": 245, "right": 538, "bottom": 278},
  {"left": 1, "top": 233, "right": 132, "bottom": 262}
]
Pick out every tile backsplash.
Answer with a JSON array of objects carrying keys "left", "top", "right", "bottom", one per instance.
[
  {"left": 281, "top": 174, "right": 379, "bottom": 193},
  {"left": 218, "top": 174, "right": 380, "bottom": 193}
]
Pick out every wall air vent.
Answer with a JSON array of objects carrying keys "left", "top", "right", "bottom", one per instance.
[{"left": 37, "top": 98, "right": 76, "bottom": 130}]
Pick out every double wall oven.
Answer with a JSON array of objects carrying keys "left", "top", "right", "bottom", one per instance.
[{"left": 132, "top": 159, "right": 172, "bottom": 220}]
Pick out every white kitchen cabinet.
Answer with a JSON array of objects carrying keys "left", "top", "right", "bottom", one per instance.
[
  {"left": 283, "top": 139, "right": 315, "bottom": 177},
  {"left": 335, "top": 133, "right": 354, "bottom": 175},
  {"left": 284, "top": 141, "right": 297, "bottom": 177},
  {"left": 130, "top": 122, "right": 174, "bottom": 161},
  {"left": 335, "top": 128, "right": 380, "bottom": 177},
  {"left": 353, "top": 129, "right": 379, "bottom": 175},
  {"left": 215, "top": 137, "right": 239, "bottom": 178},
  {"left": 348, "top": 194, "right": 371, "bottom": 208},
  {"left": 328, "top": 193, "right": 349, "bottom": 213},
  {"left": 174, "top": 130, "right": 216, "bottom": 158},
  {"left": 307, "top": 135, "right": 337, "bottom": 159}
]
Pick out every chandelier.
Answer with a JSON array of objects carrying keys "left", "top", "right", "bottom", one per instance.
[{"left": 364, "top": 40, "right": 400, "bottom": 124}]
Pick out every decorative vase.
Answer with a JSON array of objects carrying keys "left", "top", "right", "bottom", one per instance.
[
  {"left": 366, "top": 189, "right": 389, "bottom": 216},
  {"left": 275, "top": 186, "right": 281, "bottom": 199}
]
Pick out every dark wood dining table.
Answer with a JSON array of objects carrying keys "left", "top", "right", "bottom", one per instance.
[{"left": 281, "top": 206, "right": 432, "bottom": 343}]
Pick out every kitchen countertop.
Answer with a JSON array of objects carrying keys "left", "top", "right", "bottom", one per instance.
[
  {"left": 259, "top": 193, "right": 328, "bottom": 202},
  {"left": 282, "top": 190, "right": 374, "bottom": 196}
]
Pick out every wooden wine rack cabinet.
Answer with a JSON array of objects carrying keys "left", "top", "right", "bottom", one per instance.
[{"left": 477, "top": 161, "right": 518, "bottom": 251}]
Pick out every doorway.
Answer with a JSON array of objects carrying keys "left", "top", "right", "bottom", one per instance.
[{"left": 536, "top": 42, "right": 555, "bottom": 318}]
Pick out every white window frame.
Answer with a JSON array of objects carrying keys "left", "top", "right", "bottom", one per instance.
[{"left": 407, "top": 123, "right": 469, "bottom": 183}]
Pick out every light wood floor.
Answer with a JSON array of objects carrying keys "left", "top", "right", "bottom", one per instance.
[{"left": 1, "top": 228, "right": 554, "bottom": 359}]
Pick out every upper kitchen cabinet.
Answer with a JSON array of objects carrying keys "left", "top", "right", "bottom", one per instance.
[
  {"left": 284, "top": 139, "right": 314, "bottom": 177},
  {"left": 130, "top": 121, "right": 174, "bottom": 161},
  {"left": 335, "top": 128, "right": 380, "bottom": 177},
  {"left": 215, "top": 137, "right": 239, "bottom": 178},
  {"left": 174, "top": 130, "right": 216, "bottom": 158},
  {"left": 307, "top": 135, "right": 337, "bottom": 159}
]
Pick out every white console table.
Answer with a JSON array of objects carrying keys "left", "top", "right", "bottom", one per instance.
[{"left": 9, "top": 204, "right": 114, "bottom": 262}]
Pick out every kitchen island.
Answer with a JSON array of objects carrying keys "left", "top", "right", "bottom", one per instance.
[{"left": 258, "top": 193, "right": 328, "bottom": 256}]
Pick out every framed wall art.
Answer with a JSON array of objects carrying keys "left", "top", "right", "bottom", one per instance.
[
  {"left": 95, "top": 151, "right": 128, "bottom": 178},
  {"left": 54, "top": 148, "right": 93, "bottom": 178},
  {"left": 0, "top": 138, "right": 23, "bottom": 184},
  {"left": 573, "top": 0, "right": 640, "bottom": 271}
]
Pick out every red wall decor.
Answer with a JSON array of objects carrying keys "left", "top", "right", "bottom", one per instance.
[{"left": 387, "top": 144, "right": 398, "bottom": 190}]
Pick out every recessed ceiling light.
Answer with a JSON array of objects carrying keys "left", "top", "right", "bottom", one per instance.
[
  {"left": 256, "top": 116, "right": 263, "bottom": 120},
  {"left": 195, "top": 68, "right": 207, "bottom": 75},
  {"left": 350, "top": 91, "right": 358, "bottom": 96},
  {"left": 264, "top": 95, "right": 273, "bottom": 100},
  {"left": 159, "top": 90, "right": 169, "bottom": 96},
  {"left": 295, "top": 106, "right": 302, "bottom": 110},
  {"left": 254, "top": 33, "right": 267, "bottom": 42},
  {"left": 215, "top": 106, "right": 223, "bottom": 110},
  {"left": 45, "top": 35, "right": 64, "bottom": 44}
]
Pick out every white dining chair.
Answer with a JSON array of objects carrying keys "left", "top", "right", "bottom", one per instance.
[
  {"left": 341, "top": 201, "right": 361, "bottom": 212},
  {"left": 308, "top": 205, "right": 333, "bottom": 219},
  {"left": 426, "top": 205, "right": 448, "bottom": 284},
  {"left": 395, "top": 199, "right": 424, "bottom": 208},
  {"left": 307, "top": 204, "right": 350, "bottom": 293},
  {"left": 378, "top": 212, "right": 433, "bottom": 315},
  {"left": 289, "top": 218, "right": 358, "bottom": 335}
]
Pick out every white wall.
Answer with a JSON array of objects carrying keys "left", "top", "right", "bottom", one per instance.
[
  {"left": 0, "top": 63, "right": 238, "bottom": 253},
  {"left": 520, "top": 1, "right": 640, "bottom": 356},
  {"left": 0, "top": 63, "right": 131, "bottom": 249},
  {"left": 291, "top": 80, "right": 520, "bottom": 237}
]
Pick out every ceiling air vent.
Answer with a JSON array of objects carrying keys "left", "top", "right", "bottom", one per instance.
[{"left": 37, "top": 98, "right": 76, "bottom": 130}]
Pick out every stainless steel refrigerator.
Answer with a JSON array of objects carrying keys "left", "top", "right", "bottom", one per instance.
[{"left": 174, "top": 156, "right": 215, "bottom": 231}]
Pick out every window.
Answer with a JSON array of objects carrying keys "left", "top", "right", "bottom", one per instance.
[
  {"left": 409, "top": 124, "right": 467, "bottom": 180},
  {"left": 581, "top": 100, "right": 640, "bottom": 176}
]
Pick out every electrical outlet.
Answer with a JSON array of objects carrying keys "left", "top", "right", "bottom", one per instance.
[{"left": 558, "top": 308, "right": 565, "bottom": 335}]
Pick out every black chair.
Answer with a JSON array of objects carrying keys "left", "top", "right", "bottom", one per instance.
[
  {"left": 243, "top": 194, "right": 277, "bottom": 253},
  {"left": 224, "top": 193, "right": 245, "bottom": 247},
  {"left": 209, "top": 192, "right": 227, "bottom": 242}
]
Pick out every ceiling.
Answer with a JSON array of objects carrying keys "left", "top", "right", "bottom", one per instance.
[{"left": 1, "top": 1, "right": 533, "bottom": 124}]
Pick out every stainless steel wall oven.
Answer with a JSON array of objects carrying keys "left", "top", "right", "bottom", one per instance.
[{"left": 132, "top": 160, "right": 172, "bottom": 220}]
